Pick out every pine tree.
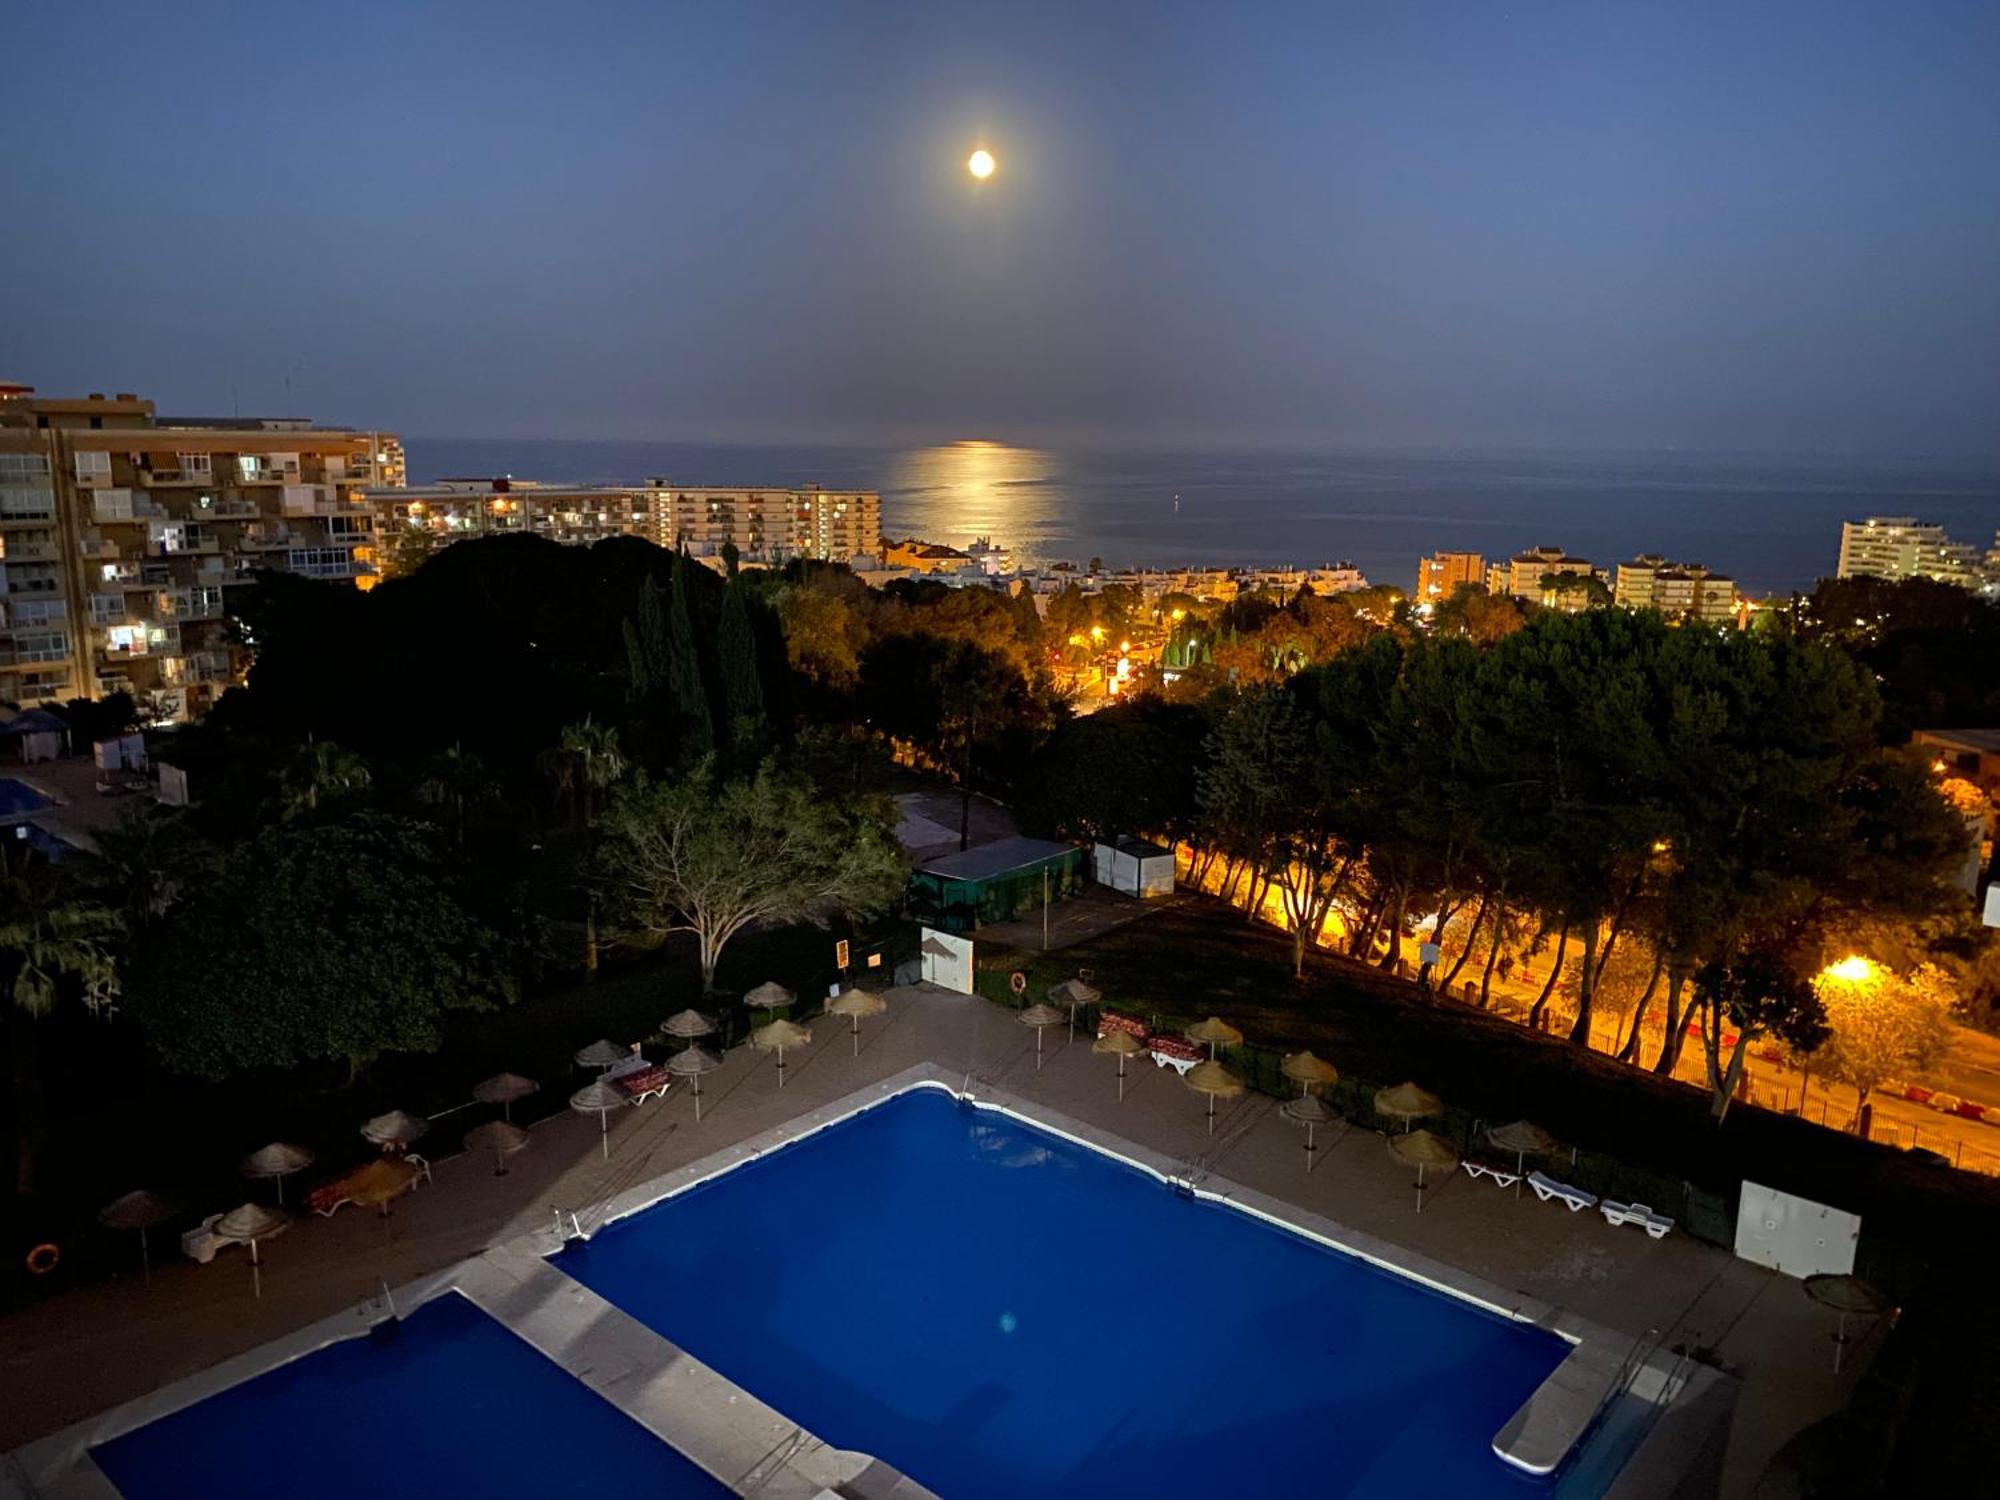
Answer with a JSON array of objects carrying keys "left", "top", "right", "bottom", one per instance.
[
  {"left": 667, "top": 553, "right": 713, "bottom": 760},
  {"left": 624, "top": 576, "right": 672, "bottom": 694}
]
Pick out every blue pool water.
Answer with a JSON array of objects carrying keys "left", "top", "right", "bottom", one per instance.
[
  {"left": 92, "top": 1292, "right": 729, "bottom": 1500},
  {"left": 559, "top": 1087, "right": 1571, "bottom": 1497}
]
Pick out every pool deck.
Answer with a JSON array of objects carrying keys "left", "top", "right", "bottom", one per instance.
[{"left": 2, "top": 984, "right": 1875, "bottom": 1497}]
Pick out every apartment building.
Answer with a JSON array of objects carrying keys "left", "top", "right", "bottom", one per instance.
[
  {"left": 369, "top": 478, "right": 669, "bottom": 575},
  {"left": 0, "top": 384, "right": 402, "bottom": 717},
  {"left": 1613, "top": 554, "right": 1738, "bottom": 624},
  {"left": 663, "top": 484, "right": 880, "bottom": 563},
  {"left": 1836, "top": 516, "right": 1986, "bottom": 590},
  {"left": 1415, "top": 550, "right": 1485, "bottom": 604},
  {"left": 1485, "top": 545, "right": 1601, "bottom": 601}
]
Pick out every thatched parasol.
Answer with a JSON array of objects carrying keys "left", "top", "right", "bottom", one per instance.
[
  {"left": 1185, "top": 1016, "right": 1243, "bottom": 1059},
  {"left": 1048, "top": 977, "right": 1102, "bottom": 1041},
  {"left": 99, "top": 1190, "right": 177, "bottom": 1283},
  {"left": 569, "top": 1080, "right": 628, "bottom": 1158},
  {"left": 1486, "top": 1119, "right": 1557, "bottom": 1196},
  {"left": 661, "top": 1009, "right": 718, "bottom": 1050},
  {"left": 1185, "top": 1059, "right": 1244, "bottom": 1135},
  {"left": 574, "top": 1038, "right": 628, "bottom": 1070},
  {"left": 215, "top": 1202, "right": 289, "bottom": 1294},
  {"left": 744, "top": 980, "right": 796, "bottom": 1013},
  {"left": 825, "top": 989, "right": 888, "bottom": 1056},
  {"left": 239, "top": 1142, "right": 314, "bottom": 1206},
  {"left": 1388, "top": 1128, "right": 1459, "bottom": 1212},
  {"left": 471, "top": 1072, "right": 539, "bottom": 1122},
  {"left": 667, "top": 1045, "right": 721, "bottom": 1120},
  {"left": 1805, "top": 1274, "right": 1892, "bottom": 1373},
  {"left": 1373, "top": 1081, "right": 1443, "bottom": 1133},
  {"left": 348, "top": 1157, "right": 420, "bottom": 1217},
  {"left": 465, "top": 1119, "right": 530, "bottom": 1176},
  {"left": 1281, "top": 1094, "right": 1335, "bottom": 1172},
  {"left": 1017, "top": 1002, "right": 1065, "bottom": 1071},
  {"left": 360, "top": 1109, "right": 430, "bottom": 1150},
  {"left": 1280, "top": 1050, "right": 1339, "bottom": 1098},
  {"left": 1092, "top": 1029, "right": 1145, "bottom": 1101},
  {"left": 750, "top": 1018, "right": 812, "bottom": 1088}
]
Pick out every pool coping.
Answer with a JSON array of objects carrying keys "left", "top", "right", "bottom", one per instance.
[
  {"left": 7, "top": 1062, "right": 1656, "bottom": 1497},
  {"left": 562, "top": 1063, "right": 1653, "bottom": 1480}
]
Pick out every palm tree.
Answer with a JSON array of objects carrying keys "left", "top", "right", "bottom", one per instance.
[
  {"left": 281, "top": 738, "right": 372, "bottom": 819},
  {"left": 415, "top": 742, "right": 498, "bottom": 849},
  {"left": 537, "top": 719, "right": 627, "bottom": 977},
  {"left": 1, "top": 847, "right": 121, "bottom": 1197}
]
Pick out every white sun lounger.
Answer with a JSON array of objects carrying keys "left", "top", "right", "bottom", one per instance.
[
  {"left": 1526, "top": 1171, "right": 1598, "bottom": 1212},
  {"left": 1599, "top": 1200, "right": 1674, "bottom": 1239}
]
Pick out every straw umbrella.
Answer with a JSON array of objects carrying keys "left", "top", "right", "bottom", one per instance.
[
  {"left": 569, "top": 1080, "right": 628, "bottom": 1158},
  {"left": 1486, "top": 1119, "right": 1557, "bottom": 1198},
  {"left": 668, "top": 1045, "right": 721, "bottom": 1121},
  {"left": 1093, "top": 1029, "right": 1145, "bottom": 1101},
  {"left": 348, "top": 1157, "right": 419, "bottom": 1218},
  {"left": 743, "top": 980, "right": 796, "bottom": 1016},
  {"left": 471, "top": 1072, "right": 539, "bottom": 1122},
  {"left": 1388, "top": 1129, "right": 1459, "bottom": 1212},
  {"left": 1048, "top": 977, "right": 1101, "bottom": 1042},
  {"left": 661, "top": 1008, "right": 718, "bottom": 1052},
  {"left": 1280, "top": 1050, "right": 1338, "bottom": 1100},
  {"left": 825, "top": 989, "right": 888, "bottom": 1056},
  {"left": 238, "top": 1142, "right": 314, "bottom": 1206},
  {"left": 1017, "top": 1003, "right": 1065, "bottom": 1071},
  {"left": 1373, "top": 1081, "right": 1443, "bottom": 1134},
  {"left": 215, "top": 1202, "right": 289, "bottom": 1297},
  {"left": 1185, "top": 1059, "right": 1244, "bottom": 1135},
  {"left": 1281, "top": 1095, "right": 1335, "bottom": 1173},
  {"left": 574, "top": 1038, "right": 627, "bottom": 1071},
  {"left": 1185, "top": 1016, "right": 1243, "bottom": 1060},
  {"left": 1804, "top": 1274, "right": 1892, "bottom": 1373},
  {"left": 359, "top": 1109, "right": 430, "bottom": 1152},
  {"left": 99, "top": 1190, "right": 176, "bottom": 1285},
  {"left": 465, "top": 1120, "right": 530, "bottom": 1176},
  {"left": 750, "top": 1018, "right": 812, "bottom": 1088}
]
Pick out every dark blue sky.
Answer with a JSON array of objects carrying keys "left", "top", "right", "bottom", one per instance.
[{"left": 8, "top": 2, "right": 1997, "bottom": 455}]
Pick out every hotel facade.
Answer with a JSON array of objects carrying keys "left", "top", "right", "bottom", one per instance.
[
  {"left": 0, "top": 384, "right": 402, "bottom": 716},
  {"left": 1836, "top": 516, "right": 1988, "bottom": 590}
]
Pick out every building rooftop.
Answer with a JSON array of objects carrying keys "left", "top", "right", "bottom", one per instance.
[{"left": 918, "top": 835, "right": 1077, "bottom": 882}]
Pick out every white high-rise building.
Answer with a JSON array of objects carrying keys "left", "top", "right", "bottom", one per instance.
[{"left": 1836, "top": 517, "right": 1985, "bottom": 589}]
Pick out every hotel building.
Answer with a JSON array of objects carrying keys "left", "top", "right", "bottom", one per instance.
[
  {"left": 0, "top": 383, "right": 402, "bottom": 716},
  {"left": 1836, "top": 517, "right": 1986, "bottom": 590},
  {"left": 1415, "top": 551, "right": 1485, "bottom": 604},
  {"left": 662, "top": 485, "right": 879, "bottom": 563},
  {"left": 1613, "top": 555, "right": 1738, "bottom": 625},
  {"left": 1485, "top": 546, "right": 1601, "bottom": 602}
]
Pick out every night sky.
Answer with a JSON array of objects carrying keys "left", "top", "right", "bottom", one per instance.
[{"left": 7, "top": 2, "right": 1997, "bottom": 454}]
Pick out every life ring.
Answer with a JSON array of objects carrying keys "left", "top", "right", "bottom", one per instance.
[
  {"left": 24, "top": 1242, "right": 59, "bottom": 1276},
  {"left": 1010, "top": 971, "right": 1027, "bottom": 996}
]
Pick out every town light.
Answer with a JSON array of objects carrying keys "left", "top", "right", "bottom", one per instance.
[{"left": 1824, "top": 955, "right": 1878, "bottom": 984}]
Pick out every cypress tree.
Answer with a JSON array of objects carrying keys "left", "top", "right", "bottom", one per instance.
[
  {"left": 667, "top": 553, "right": 713, "bottom": 759},
  {"left": 718, "top": 574, "right": 766, "bottom": 741}
]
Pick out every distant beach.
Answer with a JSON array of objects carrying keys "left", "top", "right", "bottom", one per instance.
[{"left": 409, "top": 438, "right": 1998, "bottom": 596}]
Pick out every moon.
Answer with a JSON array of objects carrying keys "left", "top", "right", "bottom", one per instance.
[{"left": 967, "top": 148, "right": 996, "bottom": 180}]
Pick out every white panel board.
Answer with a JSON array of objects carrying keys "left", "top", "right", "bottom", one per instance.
[
  {"left": 918, "top": 926, "right": 975, "bottom": 995},
  {"left": 1733, "top": 1180, "right": 1860, "bottom": 1278}
]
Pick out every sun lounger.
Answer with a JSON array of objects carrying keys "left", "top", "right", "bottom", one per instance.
[
  {"left": 181, "top": 1213, "right": 229, "bottom": 1263},
  {"left": 1461, "top": 1155, "right": 1521, "bottom": 1188},
  {"left": 603, "top": 1049, "right": 651, "bottom": 1082},
  {"left": 1097, "top": 1009, "right": 1149, "bottom": 1043},
  {"left": 1147, "top": 1035, "right": 1203, "bottom": 1076},
  {"left": 614, "top": 1065, "right": 673, "bottom": 1104},
  {"left": 1526, "top": 1171, "right": 1598, "bottom": 1212},
  {"left": 1599, "top": 1200, "right": 1674, "bottom": 1239}
]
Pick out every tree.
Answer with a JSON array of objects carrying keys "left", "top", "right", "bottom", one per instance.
[
  {"left": 1, "top": 847, "right": 120, "bottom": 1195},
  {"left": 131, "top": 816, "right": 512, "bottom": 1079},
  {"left": 667, "top": 553, "right": 714, "bottom": 760},
  {"left": 1431, "top": 583, "right": 1527, "bottom": 645},
  {"left": 717, "top": 573, "right": 767, "bottom": 746},
  {"left": 1809, "top": 961, "right": 1956, "bottom": 1127},
  {"left": 280, "top": 738, "right": 372, "bottom": 819},
  {"left": 597, "top": 759, "right": 906, "bottom": 991},
  {"left": 414, "top": 743, "right": 499, "bottom": 849},
  {"left": 538, "top": 718, "right": 628, "bottom": 977},
  {"left": 1692, "top": 949, "right": 1827, "bottom": 1121}
]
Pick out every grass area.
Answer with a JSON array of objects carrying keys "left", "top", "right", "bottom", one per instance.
[
  {"left": 977, "top": 893, "right": 2000, "bottom": 1257},
  {"left": 0, "top": 914, "right": 914, "bottom": 1310}
]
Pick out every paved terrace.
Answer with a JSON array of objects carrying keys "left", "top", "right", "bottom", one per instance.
[{"left": 0, "top": 985, "right": 1871, "bottom": 1495}]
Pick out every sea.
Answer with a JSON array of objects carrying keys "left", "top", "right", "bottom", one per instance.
[{"left": 407, "top": 438, "right": 1998, "bottom": 597}]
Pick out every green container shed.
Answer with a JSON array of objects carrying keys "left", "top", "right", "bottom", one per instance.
[{"left": 908, "top": 836, "right": 1084, "bottom": 934}]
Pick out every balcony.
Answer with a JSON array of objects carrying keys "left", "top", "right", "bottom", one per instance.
[
  {"left": 138, "top": 465, "right": 217, "bottom": 487},
  {"left": 100, "top": 624, "right": 181, "bottom": 660},
  {"left": 235, "top": 464, "right": 301, "bottom": 486},
  {"left": 157, "top": 588, "right": 225, "bottom": 621},
  {"left": 89, "top": 595, "right": 128, "bottom": 626},
  {"left": 281, "top": 484, "right": 341, "bottom": 516},
  {"left": 92, "top": 490, "right": 167, "bottom": 524},
  {"left": 208, "top": 499, "right": 262, "bottom": 520},
  {"left": 0, "top": 503, "right": 56, "bottom": 527},
  {"left": 240, "top": 526, "right": 293, "bottom": 551},
  {"left": 1, "top": 539, "right": 57, "bottom": 562}
]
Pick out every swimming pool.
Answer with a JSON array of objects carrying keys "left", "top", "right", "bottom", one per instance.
[
  {"left": 91, "top": 1292, "right": 731, "bottom": 1500},
  {"left": 558, "top": 1086, "right": 1572, "bottom": 1497}
]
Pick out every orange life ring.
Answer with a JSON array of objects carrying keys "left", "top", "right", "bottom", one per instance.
[
  {"left": 25, "top": 1242, "right": 59, "bottom": 1276},
  {"left": 1010, "top": 971, "right": 1027, "bottom": 996}
]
